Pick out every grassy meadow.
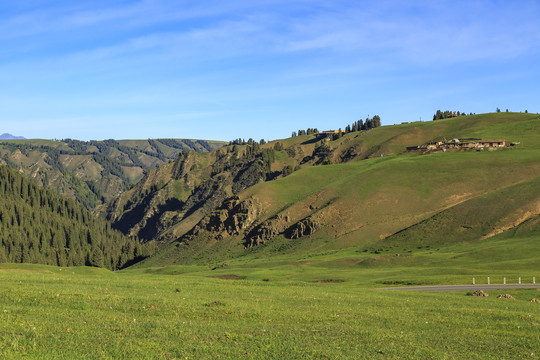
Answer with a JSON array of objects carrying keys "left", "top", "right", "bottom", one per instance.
[{"left": 1, "top": 244, "right": 538, "bottom": 360}]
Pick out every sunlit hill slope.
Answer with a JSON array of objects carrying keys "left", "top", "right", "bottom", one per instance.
[{"left": 109, "top": 112, "right": 540, "bottom": 267}]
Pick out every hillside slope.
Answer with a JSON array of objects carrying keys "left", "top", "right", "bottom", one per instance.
[
  {"left": 0, "top": 138, "right": 225, "bottom": 208},
  {"left": 117, "top": 112, "right": 540, "bottom": 266},
  {"left": 0, "top": 165, "right": 152, "bottom": 269}
]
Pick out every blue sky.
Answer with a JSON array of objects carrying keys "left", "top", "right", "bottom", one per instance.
[{"left": 1, "top": 0, "right": 539, "bottom": 141}]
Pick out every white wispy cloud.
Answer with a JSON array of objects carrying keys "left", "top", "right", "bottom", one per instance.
[
  {"left": 262, "top": 0, "right": 540, "bottom": 63},
  {"left": 4, "top": 1, "right": 540, "bottom": 66}
]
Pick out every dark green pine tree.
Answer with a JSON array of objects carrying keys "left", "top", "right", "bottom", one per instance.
[{"left": 0, "top": 165, "right": 154, "bottom": 270}]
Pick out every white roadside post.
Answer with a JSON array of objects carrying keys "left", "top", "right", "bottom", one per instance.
[
  {"left": 488, "top": 277, "right": 490, "bottom": 285},
  {"left": 519, "top": 277, "right": 521, "bottom": 284},
  {"left": 503, "top": 277, "right": 506, "bottom": 285},
  {"left": 472, "top": 277, "right": 475, "bottom": 285}
]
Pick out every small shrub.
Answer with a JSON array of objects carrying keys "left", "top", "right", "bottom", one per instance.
[{"left": 204, "top": 301, "right": 226, "bottom": 307}]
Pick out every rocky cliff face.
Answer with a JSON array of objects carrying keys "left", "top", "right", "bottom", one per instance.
[
  {"left": 185, "top": 196, "right": 261, "bottom": 240},
  {"left": 181, "top": 196, "right": 324, "bottom": 248},
  {"left": 244, "top": 214, "right": 291, "bottom": 247},
  {"left": 106, "top": 145, "right": 278, "bottom": 243},
  {"left": 287, "top": 216, "right": 320, "bottom": 239}
]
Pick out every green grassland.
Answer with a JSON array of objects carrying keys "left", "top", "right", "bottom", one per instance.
[{"left": 0, "top": 259, "right": 538, "bottom": 359}]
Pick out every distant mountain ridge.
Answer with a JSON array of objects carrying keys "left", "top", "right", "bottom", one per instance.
[
  {"left": 0, "top": 137, "right": 226, "bottom": 208},
  {"left": 0, "top": 133, "right": 25, "bottom": 140}
]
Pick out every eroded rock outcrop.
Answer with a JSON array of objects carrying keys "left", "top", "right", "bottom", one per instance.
[
  {"left": 186, "top": 196, "right": 260, "bottom": 240},
  {"left": 472, "top": 290, "right": 488, "bottom": 297},
  {"left": 243, "top": 213, "right": 322, "bottom": 247},
  {"left": 286, "top": 216, "right": 320, "bottom": 239},
  {"left": 497, "top": 294, "right": 514, "bottom": 299},
  {"left": 244, "top": 214, "right": 290, "bottom": 247}
]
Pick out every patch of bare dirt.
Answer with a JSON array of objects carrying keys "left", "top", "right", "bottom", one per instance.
[
  {"left": 480, "top": 206, "right": 540, "bottom": 241},
  {"left": 444, "top": 193, "right": 472, "bottom": 207}
]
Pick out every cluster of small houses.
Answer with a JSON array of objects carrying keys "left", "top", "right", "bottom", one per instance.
[
  {"left": 311, "top": 130, "right": 519, "bottom": 154},
  {"left": 408, "top": 138, "right": 519, "bottom": 152}
]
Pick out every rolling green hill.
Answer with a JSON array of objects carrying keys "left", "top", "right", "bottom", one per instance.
[
  {"left": 0, "top": 138, "right": 225, "bottom": 208},
  {"left": 112, "top": 112, "right": 540, "bottom": 268}
]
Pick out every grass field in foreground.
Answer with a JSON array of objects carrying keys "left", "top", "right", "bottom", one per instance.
[{"left": 0, "top": 263, "right": 538, "bottom": 359}]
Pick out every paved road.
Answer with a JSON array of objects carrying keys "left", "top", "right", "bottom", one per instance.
[{"left": 380, "top": 284, "right": 540, "bottom": 292}]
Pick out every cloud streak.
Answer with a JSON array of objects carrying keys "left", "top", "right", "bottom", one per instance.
[{"left": 4, "top": 1, "right": 540, "bottom": 65}]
